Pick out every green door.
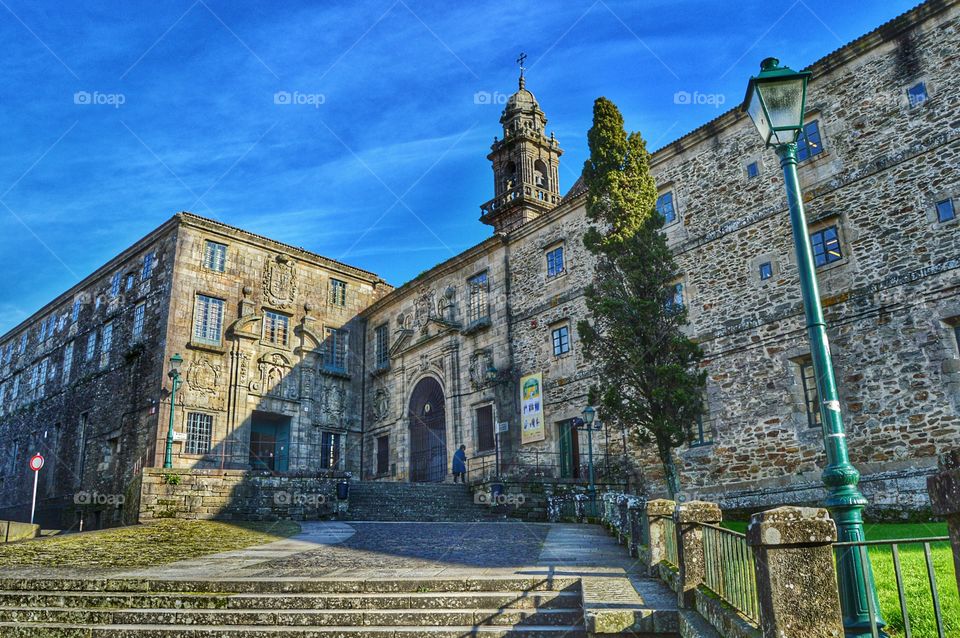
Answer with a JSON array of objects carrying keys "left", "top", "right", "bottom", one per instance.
[{"left": 559, "top": 421, "right": 573, "bottom": 479}]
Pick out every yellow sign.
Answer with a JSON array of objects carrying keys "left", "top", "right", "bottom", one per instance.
[{"left": 520, "top": 372, "right": 545, "bottom": 444}]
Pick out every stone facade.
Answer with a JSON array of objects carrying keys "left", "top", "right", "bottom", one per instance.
[
  {"left": 0, "top": 214, "right": 387, "bottom": 528},
  {"left": 0, "top": 0, "right": 957, "bottom": 527},
  {"left": 358, "top": 0, "right": 960, "bottom": 518}
]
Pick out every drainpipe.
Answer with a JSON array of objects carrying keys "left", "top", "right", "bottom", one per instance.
[
  {"left": 496, "top": 231, "right": 518, "bottom": 466},
  {"left": 359, "top": 318, "right": 368, "bottom": 480}
]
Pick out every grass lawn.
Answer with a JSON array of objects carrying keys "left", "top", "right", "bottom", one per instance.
[
  {"left": 724, "top": 521, "right": 956, "bottom": 638},
  {"left": 0, "top": 519, "right": 301, "bottom": 569}
]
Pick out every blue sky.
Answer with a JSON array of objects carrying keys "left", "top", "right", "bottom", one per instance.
[{"left": 0, "top": 0, "right": 918, "bottom": 334}]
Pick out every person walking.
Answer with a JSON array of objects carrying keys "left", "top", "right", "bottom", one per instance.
[{"left": 452, "top": 444, "right": 467, "bottom": 483}]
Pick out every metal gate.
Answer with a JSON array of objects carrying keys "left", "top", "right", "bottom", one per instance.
[{"left": 408, "top": 377, "right": 447, "bottom": 482}]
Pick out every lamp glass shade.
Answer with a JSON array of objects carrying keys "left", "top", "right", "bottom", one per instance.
[
  {"left": 742, "top": 58, "right": 811, "bottom": 148},
  {"left": 756, "top": 78, "right": 806, "bottom": 143},
  {"left": 582, "top": 405, "right": 596, "bottom": 426},
  {"left": 486, "top": 364, "right": 498, "bottom": 382},
  {"left": 169, "top": 353, "right": 184, "bottom": 374}
]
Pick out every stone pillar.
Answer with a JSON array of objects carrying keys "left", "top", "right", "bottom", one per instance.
[
  {"left": 747, "top": 506, "right": 844, "bottom": 638},
  {"left": 627, "top": 499, "right": 643, "bottom": 558},
  {"left": 928, "top": 449, "right": 960, "bottom": 594},
  {"left": 674, "top": 500, "right": 722, "bottom": 608},
  {"left": 644, "top": 498, "right": 675, "bottom": 574}
]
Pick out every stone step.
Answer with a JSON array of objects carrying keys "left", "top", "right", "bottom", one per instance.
[
  {"left": 0, "top": 577, "right": 580, "bottom": 594},
  {"left": 0, "top": 606, "right": 583, "bottom": 626},
  {"left": 0, "top": 590, "right": 582, "bottom": 611},
  {"left": 0, "top": 624, "right": 589, "bottom": 638}
]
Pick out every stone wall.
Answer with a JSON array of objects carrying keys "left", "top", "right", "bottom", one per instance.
[
  {"left": 157, "top": 214, "right": 389, "bottom": 477},
  {"left": 138, "top": 467, "right": 344, "bottom": 521},
  {"left": 0, "top": 219, "right": 179, "bottom": 529},
  {"left": 359, "top": 1, "right": 960, "bottom": 516}
]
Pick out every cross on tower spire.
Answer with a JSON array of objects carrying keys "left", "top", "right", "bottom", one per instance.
[{"left": 516, "top": 52, "right": 527, "bottom": 88}]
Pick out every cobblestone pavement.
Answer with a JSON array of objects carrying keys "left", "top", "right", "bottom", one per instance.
[{"left": 260, "top": 522, "right": 553, "bottom": 577}]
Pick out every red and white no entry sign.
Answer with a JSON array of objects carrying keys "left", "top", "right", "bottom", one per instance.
[{"left": 29, "top": 454, "right": 44, "bottom": 472}]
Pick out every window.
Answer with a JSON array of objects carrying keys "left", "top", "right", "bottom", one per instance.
[
  {"left": 125, "top": 274, "right": 135, "bottom": 291},
  {"left": 476, "top": 404, "right": 495, "bottom": 452},
  {"left": 546, "top": 245, "right": 565, "bottom": 277},
  {"left": 759, "top": 262, "right": 773, "bottom": 281},
  {"left": 376, "top": 435, "right": 390, "bottom": 475},
  {"left": 71, "top": 300, "right": 81, "bottom": 323},
  {"left": 375, "top": 324, "right": 389, "bottom": 368},
  {"left": 132, "top": 303, "right": 145, "bottom": 340},
  {"left": 193, "top": 295, "right": 225, "bottom": 344},
  {"left": 796, "top": 120, "right": 823, "bottom": 162},
  {"left": 666, "top": 283, "right": 685, "bottom": 311},
  {"left": 185, "top": 412, "right": 213, "bottom": 455},
  {"left": 552, "top": 325, "right": 570, "bottom": 356},
  {"left": 203, "top": 240, "right": 227, "bottom": 272},
  {"left": 936, "top": 199, "right": 955, "bottom": 223},
  {"left": 955, "top": 324, "right": 960, "bottom": 356},
  {"left": 19, "top": 333, "right": 27, "bottom": 354},
  {"left": 907, "top": 82, "right": 927, "bottom": 107},
  {"left": 85, "top": 332, "right": 97, "bottom": 361},
  {"left": 141, "top": 252, "right": 155, "bottom": 279},
  {"left": 48, "top": 315, "right": 58, "bottom": 336},
  {"left": 35, "top": 358, "right": 49, "bottom": 398},
  {"left": 467, "top": 272, "right": 489, "bottom": 324},
  {"left": 39, "top": 318, "right": 48, "bottom": 342},
  {"left": 11, "top": 375, "right": 20, "bottom": 400},
  {"left": 329, "top": 278, "right": 347, "bottom": 306},
  {"left": 323, "top": 327, "right": 348, "bottom": 372},
  {"left": 656, "top": 191, "right": 676, "bottom": 224},
  {"left": 95, "top": 296, "right": 102, "bottom": 311},
  {"left": 688, "top": 414, "right": 712, "bottom": 447},
  {"left": 263, "top": 311, "right": 289, "bottom": 346},
  {"left": 101, "top": 322, "right": 113, "bottom": 360},
  {"left": 62, "top": 342, "right": 74, "bottom": 382},
  {"left": 810, "top": 226, "right": 843, "bottom": 267},
  {"left": 320, "top": 431, "right": 341, "bottom": 469},
  {"left": 0, "top": 383, "right": 5, "bottom": 414},
  {"left": 746, "top": 161, "right": 760, "bottom": 179},
  {"left": 110, "top": 272, "right": 121, "bottom": 297},
  {"left": 800, "top": 360, "right": 822, "bottom": 429}
]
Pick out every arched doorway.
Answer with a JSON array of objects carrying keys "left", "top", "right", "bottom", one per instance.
[{"left": 408, "top": 377, "right": 447, "bottom": 482}]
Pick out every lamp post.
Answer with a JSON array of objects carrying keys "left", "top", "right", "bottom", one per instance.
[
  {"left": 743, "top": 57, "right": 883, "bottom": 637},
  {"left": 576, "top": 405, "right": 599, "bottom": 516},
  {"left": 163, "top": 353, "right": 183, "bottom": 469}
]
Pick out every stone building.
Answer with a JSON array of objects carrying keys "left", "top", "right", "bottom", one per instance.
[
  {"left": 0, "top": 0, "right": 957, "bottom": 526},
  {"left": 0, "top": 213, "right": 388, "bottom": 527},
  {"left": 358, "top": 0, "right": 960, "bottom": 517}
]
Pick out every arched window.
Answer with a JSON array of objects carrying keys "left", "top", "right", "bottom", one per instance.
[
  {"left": 502, "top": 161, "right": 517, "bottom": 192},
  {"left": 534, "top": 159, "right": 548, "bottom": 189}
]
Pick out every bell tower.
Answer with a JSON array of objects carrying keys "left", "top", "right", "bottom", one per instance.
[{"left": 480, "top": 58, "right": 563, "bottom": 233}]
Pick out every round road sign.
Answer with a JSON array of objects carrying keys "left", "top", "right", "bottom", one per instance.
[{"left": 29, "top": 454, "right": 44, "bottom": 472}]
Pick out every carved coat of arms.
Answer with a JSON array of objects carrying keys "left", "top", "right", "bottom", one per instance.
[{"left": 262, "top": 255, "right": 298, "bottom": 308}]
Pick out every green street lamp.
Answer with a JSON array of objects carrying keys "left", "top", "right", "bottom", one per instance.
[
  {"left": 743, "top": 58, "right": 884, "bottom": 637},
  {"left": 577, "top": 405, "right": 599, "bottom": 515},
  {"left": 163, "top": 353, "right": 184, "bottom": 469}
]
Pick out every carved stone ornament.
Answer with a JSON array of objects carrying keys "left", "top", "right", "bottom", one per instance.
[
  {"left": 184, "top": 353, "right": 224, "bottom": 409},
  {"left": 372, "top": 387, "right": 391, "bottom": 422},
  {"left": 262, "top": 254, "right": 298, "bottom": 308},
  {"left": 414, "top": 288, "right": 434, "bottom": 330},
  {"left": 249, "top": 352, "right": 298, "bottom": 400},
  {"left": 469, "top": 349, "right": 494, "bottom": 389},
  {"left": 315, "top": 380, "right": 348, "bottom": 425}
]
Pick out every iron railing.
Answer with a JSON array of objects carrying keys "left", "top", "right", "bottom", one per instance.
[
  {"left": 664, "top": 517, "right": 679, "bottom": 567},
  {"left": 702, "top": 523, "right": 760, "bottom": 625},
  {"left": 834, "top": 536, "right": 954, "bottom": 638}
]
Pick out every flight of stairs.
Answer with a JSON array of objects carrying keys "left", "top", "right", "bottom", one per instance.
[
  {"left": 0, "top": 575, "right": 586, "bottom": 637},
  {"left": 345, "top": 481, "right": 506, "bottom": 522}
]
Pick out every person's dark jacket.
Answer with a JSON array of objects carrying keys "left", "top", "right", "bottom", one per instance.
[{"left": 452, "top": 449, "right": 467, "bottom": 474}]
